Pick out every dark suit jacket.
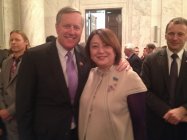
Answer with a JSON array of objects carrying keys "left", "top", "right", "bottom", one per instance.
[
  {"left": 127, "top": 53, "right": 142, "bottom": 75},
  {"left": 16, "top": 41, "right": 91, "bottom": 140},
  {"left": 0, "top": 49, "right": 9, "bottom": 69},
  {"left": 127, "top": 92, "right": 147, "bottom": 140},
  {"left": 141, "top": 48, "right": 187, "bottom": 140}
]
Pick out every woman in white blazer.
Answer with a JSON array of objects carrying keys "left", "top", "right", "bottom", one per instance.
[{"left": 79, "top": 28, "right": 147, "bottom": 140}]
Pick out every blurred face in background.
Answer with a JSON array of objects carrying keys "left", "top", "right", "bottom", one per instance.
[
  {"left": 56, "top": 12, "right": 83, "bottom": 51},
  {"left": 124, "top": 48, "right": 131, "bottom": 58},
  {"left": 142, "top": 48, "right": 148, "bottom": 57},
  {"left": 146, "top": 48, "right": 155, "bottom": 54},
  {"left": 134, "top": 47, "right": 139, "bottom": 56}
]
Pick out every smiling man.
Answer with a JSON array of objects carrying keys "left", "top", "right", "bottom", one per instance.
[{"left": 16, "top": 7, "right": 91, "bottom": 140}]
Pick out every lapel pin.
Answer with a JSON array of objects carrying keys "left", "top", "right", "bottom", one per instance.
[
  {"left": 113, "top": 77, "right": 118, "bottom": 81},
  {"left": 79, "top": 62, "right": 84, "bottom": 66}
]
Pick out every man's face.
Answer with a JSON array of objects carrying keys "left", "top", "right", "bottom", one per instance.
[
  {"left": 165, "top": 22, "right": 187, "bottom": 53},
  {"left": 124, "top": 48, "right": 130, "bottom": 57},
  {"left": 56, "top": 12, "right": 83, "bottom": 51},
  {"left": 9, "top": 32, "right": 28, "bottom": 55},
  {"left": 134, "top": 47, "right": 139, "bottom": 56}
]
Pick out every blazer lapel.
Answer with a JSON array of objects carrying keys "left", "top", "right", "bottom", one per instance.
[
  {"left": 47, "top": 44, "right": 70, "bottom": 101},
  {"left": 159, "top": 49, "right": 169, "bottom": 78},
  {"left": 4, "top": 58, "right": 12, "bottom": 87},
  {"left": 158, "top": 49, "right": 170, "bottom": 91},
  {"left": 2, "top": 56, "right": 19, "bottom": 87},
  {"left": 75, "top": 49, "right": 87, "bottom": 81},
  {"left": 176, "top": 51, "right": 187, "bottom": 90},
  {"left": 178, "top": 51, "right": 187, "bottom": 78},
  {"left": 74, "top": 45, "right": 91, "bottom": 104}
]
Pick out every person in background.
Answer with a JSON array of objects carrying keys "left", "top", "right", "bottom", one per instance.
[
  {"left": 16, "top": 6, "right": 130, "bottom": 140},
  {"left": 79, "top": 28, "right": 147, "bottom": 140},
  {"left": 140, "top": 47, "right": 147, "bottom": 61},
  {"left": 0, "top": 30, "right": 30, "bottom": 140},
  {"left": 133, "top": 46, "right": 140, "bottom": 57},
  {"left": 141, "top": 17, "right": 187, "bottom": 140},
  {"left": 146, "top": 43, "right": 156, "bottom": 54},
  {"left": 141, "top": 43, "right": 156, "bottom": 61},
  {"left": 0, "top": 49, "right": 10, "bottom": 71},
  {"left": 0, "top": 48, "right": 10, "bottom": 139},
  {"left": 45, "top": 35, "right": 57, "bottom": 43},
  {"left": 124, "top": 43, "right": 142, "bottom": 75}
]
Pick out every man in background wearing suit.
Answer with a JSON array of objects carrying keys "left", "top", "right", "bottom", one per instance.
[
  {"left": 16, "top": 6, "right": 129, "bottom": 140},
  {"left": 0, "top": 49, "right": 9, "bottom": 71},
  {"left": 141, "top": 17, "right": 187, "bottom": 140},
  {"left": 124, "top": 43, "right": 142, "bottom": 75},
  {"left": 0, "top": 30, "right": 30, "bottom": 140}
]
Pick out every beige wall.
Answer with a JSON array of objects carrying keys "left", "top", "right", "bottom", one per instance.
[
  {"left": 0, "top": 0, "right": 20, "bottom": 48},
  {"left": 0, "top": 0, "right": 187, "bottom": 53}
]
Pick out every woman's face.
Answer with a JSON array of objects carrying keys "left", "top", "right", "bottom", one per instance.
[{"left": 90, "top": 34, "right": 115, "bottom": 69}]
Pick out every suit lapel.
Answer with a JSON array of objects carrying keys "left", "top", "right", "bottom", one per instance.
[
  {"left": 159, "top": 49, "right": 169, "bottom": 77},
  {"left": 176, "top": 51, "right": 187, "bottom": 91},
  {"left": 158, "top": 49, "right": 170, "bottom": 91},
  {"left": 178, "top": 51, "right": 187, "bottom": 78},
  {"left": 3, "top": 58, "right": 12, "bottom": 87},
  {"left": 47, "top": 44, "right": 70, "bottom": 101},
  {"left": 74, "top": 46, "right": 90, "bottom": 105},
  {"left": 75, "top": 47, "right": 87, "bottom": 82}
]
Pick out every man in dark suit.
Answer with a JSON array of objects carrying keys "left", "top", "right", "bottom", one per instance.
[
  {"left": 141, "top": 17, "right": 187, "bottom": 140},
  {"left": 16, "top": 7, "right": 91, "bottom": 140},
  {"left": 16, "top": 6, "right": 130, "bottom": 140},
  {"left": 124, "top": 43, "right": 142, "bottom": 75}
]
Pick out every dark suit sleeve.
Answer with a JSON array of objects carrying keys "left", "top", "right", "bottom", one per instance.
[
  {"left": 141, "top": 56, "right": 170, "bottom": 117},
  {"left": 16, "top": 51, "right": 36, "bottom": 140},
  {"left": 128, "top": 55, "right": 142, "bottom": 75},
  {"left": 127, "top": 92, "right": 147, "bottom": 140},
  {"left": 132, "top": 58, "right": 142, "bottom": 75}
]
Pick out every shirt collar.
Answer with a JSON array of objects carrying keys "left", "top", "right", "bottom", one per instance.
[
  {"left": 166, "top": 47, "right": 184, "bottom": 60},
  {"left": 56, "top": 40, "right": 75, "bottom": 58}
]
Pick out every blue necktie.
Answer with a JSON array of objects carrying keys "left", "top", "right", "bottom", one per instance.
[{"left": 66, "top": 51, "right": 78, "bottom": 104}]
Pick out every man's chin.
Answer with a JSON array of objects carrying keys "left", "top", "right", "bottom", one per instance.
[{"left": 64, "top": 45, "right": 76, "bottom": 50}]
